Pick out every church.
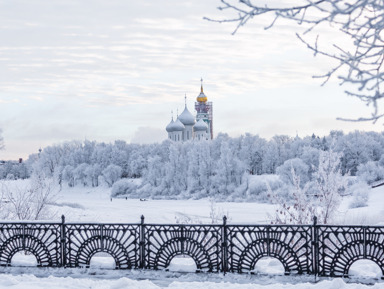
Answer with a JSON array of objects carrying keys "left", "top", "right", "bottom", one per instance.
[{"left": 166, "top": 80, "right": 213, "bottom": 141}]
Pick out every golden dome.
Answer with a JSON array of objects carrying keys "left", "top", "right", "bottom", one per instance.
[
  {"left": 196, "top": 79, "right": 207, "bottom": 102},
  {"left": 197, "top": 92, "right": 207, "bottom": 103}
]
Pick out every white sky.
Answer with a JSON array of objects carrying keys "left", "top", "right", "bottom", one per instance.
[{"left": 0, "top": 0, "right": 383, "bottom": 160}]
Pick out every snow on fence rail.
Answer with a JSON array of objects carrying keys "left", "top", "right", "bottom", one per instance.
[{"left": 0, "top": 215, "right": 383, "bottom": 279}]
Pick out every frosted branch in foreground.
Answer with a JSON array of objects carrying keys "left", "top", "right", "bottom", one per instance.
[{"left": 207, "top": 0, "right": 384, "bottom": 123}]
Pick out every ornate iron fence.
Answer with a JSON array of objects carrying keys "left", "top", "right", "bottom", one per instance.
[{"left": 0, "top": 215, "right": 383, "bottom": 279}]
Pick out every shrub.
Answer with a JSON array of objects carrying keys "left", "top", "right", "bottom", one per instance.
[
  {"left": 349, "top": 182, "right": 370, "bottom": 208},
  {"left": 356, "top": 161, "right": 384, "bottom": 184},
  {"left": 111, "top": 178, "right": 141, "bottom": 198}
]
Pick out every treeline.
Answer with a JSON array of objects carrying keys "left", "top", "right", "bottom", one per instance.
[{"left": 3, "top": 130, "right": 384, "bottom": 199}]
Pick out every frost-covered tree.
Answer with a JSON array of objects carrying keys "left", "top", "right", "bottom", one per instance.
[
  {"left": 334, "top": 131, "right": 381, "bottom": 175},
  {"left": 312, "top": 150, "right": 347, "bottom": 224},
  {"left": 349, "top": 181, "right": 370, "bottom": 209},
  {"left": 0, "top": 162, "right": 30, "bottom": 180},
  {"left": 3, "top": 171, "right": 57, "bottom": 220},
  {"left": 239, "top": 133, "right": 266, "bottom": 175},
  {"left": 62, "top": 165, "right": 75, "bottom": 187},
  {"left": 128, "top": 149, "right": 147, "bottom": 178},
  {"left": 301, "top": 146, "right": 321, "bottom": 175},
  {"left": 73, "top": 163, "right": 89, "bottom": 186},
  {"left": 271, "top": 149, "right": 347, "bottom": 224},
  {"left": 164, "top": 143, "right": 189, "bottom": 194},
  {"left": 102, "top": 164, "right": 122, "bottom": 187},
  {"left": 18, "top": 130, "right": 384, "bottom": 200},
  {"left": 270, "top": 165, "right": 316, "bottom": 224},
  {"left": 276, "top": 158, "right": 310, "bottom": 188},
  {"left": 85, "top": 164, "right": 102, "bottom": 187},
  {"left": 211, "top": 141, "right": 245, "bottom": 196},
  {"left": 209, "top": 0, "right": 384, "bottom": 123},
  {"left": 187, "top": 142, "right": 213, "bottom": 196},
  {"left": 356, "top": 161, "right": 384, "bottom": 184},
  {"left": 145, "top": 155, "right": 164, "bottom": 187}
]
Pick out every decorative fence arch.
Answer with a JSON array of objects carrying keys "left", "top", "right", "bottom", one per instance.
[
  {"left": 0, "top": 235, "right": 52, "bottom": 266},
  {"left": 153, "top": 237, "right": 212, "bottom": 271},
  {"left": 0, "top": 216, "right": 383, "bottom": 279},
  {"left": 317, "top": 225, "right": 384, "bottom": 278},
  {"left": 0, "top": 223, "right": 61, "bottom": 267},
  {"left": 143, "top": 223, "right": 221, "bottom": 272},
  {"left": 237, "top": 238, "right": 302, "bottom": 274}
]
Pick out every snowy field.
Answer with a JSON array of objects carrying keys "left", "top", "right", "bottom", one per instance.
[
  {"left": 23, "top": 180, "right": 384, "bottom": 225},
  {"left": 0, "top": 180, "right": 384, "bottom": 288}
]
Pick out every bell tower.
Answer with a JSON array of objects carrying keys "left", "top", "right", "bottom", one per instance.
[{"left": 195, "top": 78, "right": 213, "bottom": 139}]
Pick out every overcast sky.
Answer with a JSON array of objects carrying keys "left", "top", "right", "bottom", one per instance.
[{"left": 0, "top": 0, "right": 382, "bottom": 160}]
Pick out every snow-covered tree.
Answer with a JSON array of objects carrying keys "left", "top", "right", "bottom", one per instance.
[
  {"left": 187, "top": 142, "right": 212, "bottom": 196},
  {"left": 145, "top": 155, "right": 164, "bottom": 187},
  {"left": 102, "top": 164, "right": 123, "bottom": 187},
  {"left": 356, "top": 161, "right": 384, "bottom": 184},
  {"left": 239, "top": 133, "right": 265, "bottom": 175},
  {"left": 276, "top": 158, "right": 310, "bottom": 188},
  {"left": 300, "top": 146, "right": 321, "bottom": 175},
  {"left": 349, "top": 181, "right": 370, "bottom": 209},
  {"left": 211, "top": 141, "right": 246, "bottom": 196},
  {"left": 164, "top": 143, "right": 189, "bottom": 194},
  {"left": 62, "top": 165, "right": 75, "bottom": 187},
  {"left": 271, "top": 149, "right": 347, "bottom": 224},
  {"left": 334, "top": 131, "right": 381, "bottom": 175},
  {"left": 270, "top": 165, "right": 315, "bottom": 225},
  {"left": 3, "top": 171, "right": 57, "bottom": 220},
  {"left": 73, "top": 163, "right": 89, "bottom": 186},
  {"left": 312, "top": 150, "right": 347, "bottom": 224},
  {"left": 85, "top": 164, "right": 102, "bottom": 187}
]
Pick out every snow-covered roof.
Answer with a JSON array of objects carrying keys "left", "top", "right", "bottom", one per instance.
[
  {"left": 193, "top": 119, "right": 208, "bottom": 131},
  {"left": 173, "top": 118, "right": 185, "bottom": 131},
  {"left": 178, "top": 106, "right": 195, "bottom": 126}
]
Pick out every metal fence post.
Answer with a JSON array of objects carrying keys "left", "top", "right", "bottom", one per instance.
[
  {"left": 22, "top": 224, "right": 25, "bottom": 251},
  {"left": 139, "top": 215, "right": 145, "bottom": 269},
  {"left": 221, "top": 215, "right": 228, "bottom": 274},
  {"left": 60, "top": 215, "right": 66, "bottom": 267},
  {"left": 312, "top": 215, "right": 319, "bottom": 278}
]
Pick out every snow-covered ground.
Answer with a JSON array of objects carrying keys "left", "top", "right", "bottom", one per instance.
[
  {"left": 35, "top": 182, "right": 384, "bottom": 225},
  {"left": 0, "top": 269, "right": 383, "bottom": 289},
  {"left": 0, "top": 180, "right": 384, "bottom": 288}
]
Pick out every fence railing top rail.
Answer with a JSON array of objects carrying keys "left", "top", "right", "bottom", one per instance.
[{"left": 0, "top": 215, "right": 383, "bottom": 228}]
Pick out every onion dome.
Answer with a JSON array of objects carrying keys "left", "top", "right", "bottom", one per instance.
[
  {"left": 197, "top": 91, "right": 207, "bottom": 103},
  {"left": 166, "top": 118, "right": 175, "bottom": 132},
  {"left": 178, "top": 106, "right": 195, "bottom": 125},
  {"left": 194, "top": 119, "right": 208, "bottom": 132},
  {"left": 173, "top": 118, "right": 185, "bottom": 131},
  {"left": 197, "top": 79, "right": 208, "bottom": 103}
]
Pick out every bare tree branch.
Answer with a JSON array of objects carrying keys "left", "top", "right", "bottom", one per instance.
[{"left": 208, "top": 0, "right": 384, "bottom": 123}]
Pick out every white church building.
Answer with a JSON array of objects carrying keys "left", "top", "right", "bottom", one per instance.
[{"left": 166, "top": 80, "right": 213, "bottom": 141}]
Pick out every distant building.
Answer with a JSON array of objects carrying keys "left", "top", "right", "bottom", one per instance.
[{"left": 166, "top": 80, "right": 213, "bottom": 141}]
